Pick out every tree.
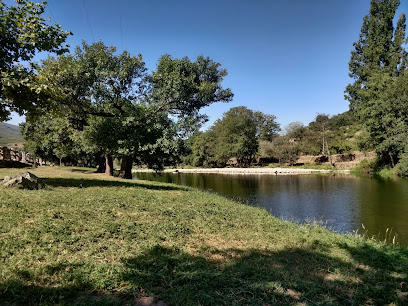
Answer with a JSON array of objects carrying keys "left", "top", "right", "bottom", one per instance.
[
  {"left": 362, "top": 72, "right": 408, "bottom": 166},
  {"left": 20, "top": 114, "right": 86, "bottom": 166},
  {"left": 0, "top": 0, "right": 71, "bottom": 121},
  {"left": 36, "top": 41, "right": 148, "bottom": 176},
  {"left": 33, "top": 42, "right": 233, "bottom": 177},
  {"left": 189, "top": 107, "right": 280, "bottom": 167},
  {"left": 254, "top": 112, "right": 280, "bottom": 141},
  {"left": 189, "top": 131, "right": 215, "bottom": 167},
  {"left": 345, "top": 0, "right": 406, "bottom": 111},
  {"left": 150, "top": 54, "right": 234, "bottom": 117},
  {"left": 213, "top": 107, "right": 259, "bottom": 167},
  {"left": 259, "top": 136, "right": 300, "bottom": 166},
  {"left": 285, "top": 121, "right": 306, "bottom": 140},
  {"left": 345, "top": 0, "right": 408, "bottom": 167}
]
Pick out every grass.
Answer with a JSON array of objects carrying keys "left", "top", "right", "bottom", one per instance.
[
  {"left": 1, "top": 167, "right": 407, "bottom": 305},
  {"left": 350, "top": 158, "right": 398, "bottom": 178}
]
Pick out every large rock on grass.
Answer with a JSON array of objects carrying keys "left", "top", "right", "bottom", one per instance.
[{"left": 1, "top": 172, "right": 46, "bottom": 190}]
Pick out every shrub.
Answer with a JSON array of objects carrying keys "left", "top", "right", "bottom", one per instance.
[{"left": 395, "top": 153, "right": 408, "bottom": 177}]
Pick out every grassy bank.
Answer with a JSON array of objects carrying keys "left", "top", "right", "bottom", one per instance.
[
  {"left": 350, "top": 158, "right": 397, "bottom": 178},
  {"left": 1, "top": 167, "right": 407, "bottom": 305}
]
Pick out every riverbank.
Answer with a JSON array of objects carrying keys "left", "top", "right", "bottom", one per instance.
[
  {"left": 0, "top": 167, "right": 407, "bottom": 305},
  {"left": 133, "top": 167, "right": 351, "bottom": 175}
]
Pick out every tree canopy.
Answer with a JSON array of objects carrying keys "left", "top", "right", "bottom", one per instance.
[
  {"left": 0, "top": 0, "right": 71, "bottom": 121},
  {"left": 189, "top": 106, "right": 280, "bottom": 167},
  {"left": 21, "top": 40, "right": 233, "bottom": 176}
]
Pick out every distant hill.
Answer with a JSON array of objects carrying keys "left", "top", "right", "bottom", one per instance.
[{"left": 0, "top": 122, "right": 24, "bottom": 148}]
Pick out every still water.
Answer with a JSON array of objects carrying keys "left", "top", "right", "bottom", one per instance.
[{"left": 134, "top": 172, "right": 408, "bottom": 245}]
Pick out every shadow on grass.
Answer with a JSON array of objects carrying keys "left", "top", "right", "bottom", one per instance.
[
  {"left": 0, "top": 279, "right": 138, "bottom": 306},
  {"left": 121, "top": 244, "right": 408, "bottom": 305},
  {"left": 42, "top": 177, "right": 188, "bottom": 191},
  {"left": 1, "top": 243, "right": 407, "bottom": 305},
  {"left": 1, "top": 262, "right": 162, "bottom": 306},
  {"left": 69, "top": 168, "right": 94, "bottom": 173}
]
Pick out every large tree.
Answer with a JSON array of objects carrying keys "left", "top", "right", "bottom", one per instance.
[
  {"left": 33, "top": 41, "right": 233, "bottom": 177},
  {"left": 345, "top": 0, "right": 406, "bottom": 111},
  {"left": 362, "top": 72, "right": 408, "bottom": 166},
  {"left": 213, "top": 106, "right": 259, "bottom": 167},
  {"left": 189, "top": 107, "right": 280, "bottom": 167},
  {"left": 0, "top": 0, "right": 71, "bottom": 121},
  {"left": 345, "top": 0, "right": 408, "bottom": 166}
]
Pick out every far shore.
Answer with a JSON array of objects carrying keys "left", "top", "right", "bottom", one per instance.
[{"left": 132, "top": 167, "right": 351, "bottom": 175}]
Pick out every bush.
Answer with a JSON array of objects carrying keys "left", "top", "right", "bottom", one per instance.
[
  {"left": 351, "top": 157, "right": 379, "bottom": 175},
  {"left": 395, "top": 153, "right": 408, "bottom": 177}
]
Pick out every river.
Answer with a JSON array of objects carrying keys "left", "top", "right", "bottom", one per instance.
[{"left": 133, "top": 172, "right": 408, "bottom": 246}]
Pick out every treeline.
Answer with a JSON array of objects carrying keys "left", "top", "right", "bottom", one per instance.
[
  {"left": 182, "top": 109, "right": 364, "bottom": 168},
  {"left": 3, "top": 0, "right": 408, "bottom": 177}
]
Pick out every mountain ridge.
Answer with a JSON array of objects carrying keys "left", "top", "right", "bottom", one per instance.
[{"left": 0, "top": 122, "right": 24, "bottom": 148}]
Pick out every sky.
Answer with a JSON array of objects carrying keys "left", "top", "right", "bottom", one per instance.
[{"left": 5, "top": 0, "right": 408, "bottom": 130}]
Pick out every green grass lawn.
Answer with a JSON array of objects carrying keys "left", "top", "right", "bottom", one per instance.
[{"left": 1, "top": 167, "right": 407, "bottom": 305}]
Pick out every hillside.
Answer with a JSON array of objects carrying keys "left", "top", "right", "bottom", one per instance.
[{"left": 0, "top": 123, "right": 24, "bottom": 148}]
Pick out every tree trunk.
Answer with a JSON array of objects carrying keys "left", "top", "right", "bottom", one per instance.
[
  {"left": 119, "top": 155, "right": 133, "bottom": 179},
  {"left": 59, "top": 156, "right": 62, "bottom": 167},
  {"left": 389, "top": 151, "right": 395, "bottom": 168},
  {"left": 325, "top": 139, "right": 334, "bottom": 168},
  {"left": 95, "top": 156, "right": 106, "bottom": 173},
  {"left": 322, "top": 123, "right": 326, "bottom": 155},
  {"left": 105, "top": 153, "right": 114, "bottom": 176}
]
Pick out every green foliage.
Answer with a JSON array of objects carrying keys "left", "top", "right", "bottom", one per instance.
[
  {"left": 396, "top": 152, "right": 408, "bottom": 177},
  {"left": 285, "top": 121, "right": 306, "bottom": 139},
  {"left": 37, "top": 41, "right": 147, "bottom": 120},
  {"left": 150, "top": 55, "right": 233, "bottom": 117},
  {"left": 189, "top": 107, "right": 280, "bottom": 167},
  {"left": 20, "top": 114, "right": 99, "bottom": 166},
  {"left": 362, "top": 72, "right": 408, "bottom": 165},
  {"left": 259, "top": 137, "right": 300, "bottom": 166},
  {"left": 212, "top": 106, "right": 259, "bottom": 166},
  {"left": 345, "top": 0, "right": 406, "bottom": 110},
  {"left": 351, "top": 158, "right": 380, "bottom": 175},
  {"left": 345, "top": 0, "right": 408, "bottom": 167},
  {"left": 190, "top": 131, "right": 219, "bottom": 167},
  {"left": 254, "top": 111, "right": 280, "bottom": 141},
  {"left": 0, "top": 0, "right": 71, "bottom": 121},
  {"left": 23, "top": 41, "right": 232, "bottom": 173}
]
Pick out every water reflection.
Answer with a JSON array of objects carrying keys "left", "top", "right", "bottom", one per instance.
[{"left": 133, "top": 172, "right": 408, "bottom": 245}]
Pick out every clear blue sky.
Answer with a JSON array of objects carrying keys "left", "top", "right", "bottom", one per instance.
[{"left": 5, "top": 0, "right": 408, "bottom": 130}]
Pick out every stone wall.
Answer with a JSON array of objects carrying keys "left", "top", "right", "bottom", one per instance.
[{"left": 0, "top": 147, "right": 33, "bottom": 163}]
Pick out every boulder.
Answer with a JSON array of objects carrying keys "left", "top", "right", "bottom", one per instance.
[{"left": 1, "top": 172, "right": 46, "bottom": 190}]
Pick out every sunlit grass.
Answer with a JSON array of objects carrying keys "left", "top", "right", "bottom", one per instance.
[{"left": 1, "top": 167, "right": 407, "bottom": 305}]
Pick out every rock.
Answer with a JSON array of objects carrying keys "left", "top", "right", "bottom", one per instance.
[{"left": 1, "top": 172, "right": 46, "bottom": 190}]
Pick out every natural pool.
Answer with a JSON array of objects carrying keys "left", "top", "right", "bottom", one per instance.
[{"left": 134, "top": 172, "right": 408, "bottom": 245}]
